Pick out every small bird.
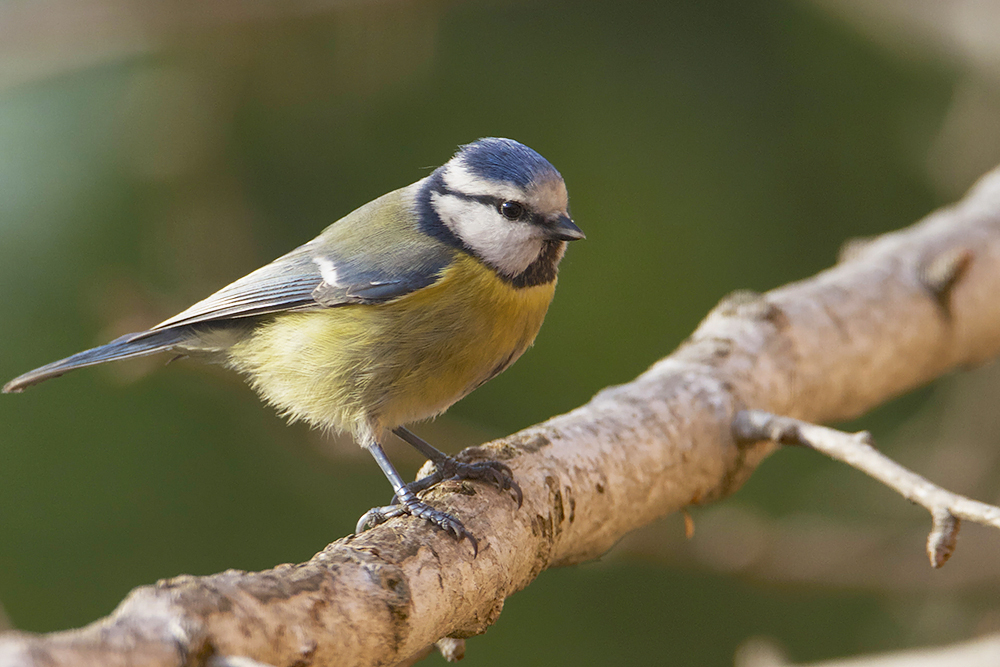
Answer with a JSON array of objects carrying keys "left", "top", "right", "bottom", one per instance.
[{"left": 4, "top": 137, "right": 583, "bottom": 550}]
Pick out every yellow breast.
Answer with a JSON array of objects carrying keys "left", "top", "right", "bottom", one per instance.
[{"left": 226, "top": 253, "right": 557, "bottom": 443}]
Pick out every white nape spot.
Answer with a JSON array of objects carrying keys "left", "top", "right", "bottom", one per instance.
[
  {"left": 432, "top": 192, "right": 544, "bottom": 277},
  {"left": 312, "top": 256, "right": 341, "bottom": 286},
  {"left": 442, "top": 162, "right": 527, "bottom": 202}
]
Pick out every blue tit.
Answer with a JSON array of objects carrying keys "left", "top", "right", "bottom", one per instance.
[{"left": 4, "top": 137, "right": 584, "bottom": 550}]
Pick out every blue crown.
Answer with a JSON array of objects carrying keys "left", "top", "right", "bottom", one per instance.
[{"left": 456, "top": 138, "right": 562, "bottom": 189}]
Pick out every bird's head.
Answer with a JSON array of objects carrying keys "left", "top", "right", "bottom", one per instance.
[{"left": 422, "top": 138, "right": 584, "bottom": 282}]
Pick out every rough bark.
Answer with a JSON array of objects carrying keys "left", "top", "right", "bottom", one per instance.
[{"left": 4, "top": 168, "right": 1000, "bottom": 667}]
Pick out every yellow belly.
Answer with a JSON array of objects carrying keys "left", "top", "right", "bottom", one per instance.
[{"left": 226, "top": 253, "right": 557, "bottom": 445}]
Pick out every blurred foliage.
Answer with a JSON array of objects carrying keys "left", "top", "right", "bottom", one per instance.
[{"left": 1, "top": 0, "right": 995, "bottom": 664}]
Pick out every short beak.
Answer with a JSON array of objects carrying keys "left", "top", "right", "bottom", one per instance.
[{"left": 546, "top": 214, "right": 586, "bottom": 241}]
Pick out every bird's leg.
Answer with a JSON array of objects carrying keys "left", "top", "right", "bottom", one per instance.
[
  {"left": 392, "top": 426, "right": 523, "bottom": 506},
  {"left": 356, "top": 440, "right": 478, "bottom": 554}
]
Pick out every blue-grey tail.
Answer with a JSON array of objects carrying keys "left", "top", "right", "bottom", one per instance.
[{"left": 3, "top": 328, "right": 190, "bottom": 394}]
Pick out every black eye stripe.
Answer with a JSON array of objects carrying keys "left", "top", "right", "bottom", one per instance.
[
  {"left": 434, "top": 184, "right": 543, "bottom": 224},
  {"left": 454, "top": 191, "right": 507, "bottom": 210},
  {"left": 435, "top": 182, "right": 503, "bottom": 210}
]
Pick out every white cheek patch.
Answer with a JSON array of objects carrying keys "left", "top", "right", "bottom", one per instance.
[
  {"left": 432, "top": 192, "right": 544, "bottom": 277},
  {"left": 312, "top": 256, "right": 342, "bottom": 287},
  {"left": 442, "top": 163, "right": 528, "bottom": 202}
]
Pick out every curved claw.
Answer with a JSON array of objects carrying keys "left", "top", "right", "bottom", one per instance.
[
  {"left": 465, "top": 461, "right": 523, "bottom": 507},
  {"left": 356, "top": 505, "right": 405, "bottom": 534},
  {"left": 356, "top": 499, "right": 479, "bottom": 556}
]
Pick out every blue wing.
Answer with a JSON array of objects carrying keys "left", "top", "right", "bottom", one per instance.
[
  {"left": 148, "top": 245, "right": 451, "bottom": 332},
  {"left": 149, "top": 226, "right": 453, "bottom": 332}
]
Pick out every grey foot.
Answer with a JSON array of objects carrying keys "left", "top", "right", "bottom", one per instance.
[
  {"left": 356, "top": 498, "right": 478, "bottom": 555},
  {"left": 398, "top": 459, "right": 523, "bottom": 507}
]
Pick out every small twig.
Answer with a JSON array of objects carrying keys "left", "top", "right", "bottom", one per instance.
[
  {"left": 919, "top": 246, "right": 974, "bottom": 317},
  {"left": 392, "top": 638, "right": 465, "bottom": 666},
  {"left": 733, "top": 409, "right": 1000, "bottom": 568},
  {"left": 435, "top": 638, "right": 466, "bottom": 663},
  {"left": 682, "top": 509, "right": 696, "bottom": 539}
]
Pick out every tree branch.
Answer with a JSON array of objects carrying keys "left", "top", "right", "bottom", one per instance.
[
  {"left": 5, "top": 166, "right": 1000, "bottom": 666},
  {"left": 732, "top": 410, "right": 1000, "bottom": 567}
]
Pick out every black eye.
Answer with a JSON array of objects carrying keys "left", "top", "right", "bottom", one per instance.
[{"left": 499, "top": 200, "right": 525, "bottom": 220}]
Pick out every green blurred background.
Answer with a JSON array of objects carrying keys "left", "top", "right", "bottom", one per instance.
[{"left": 3, "top": 0, "right": 1000, "bottom": 664}]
